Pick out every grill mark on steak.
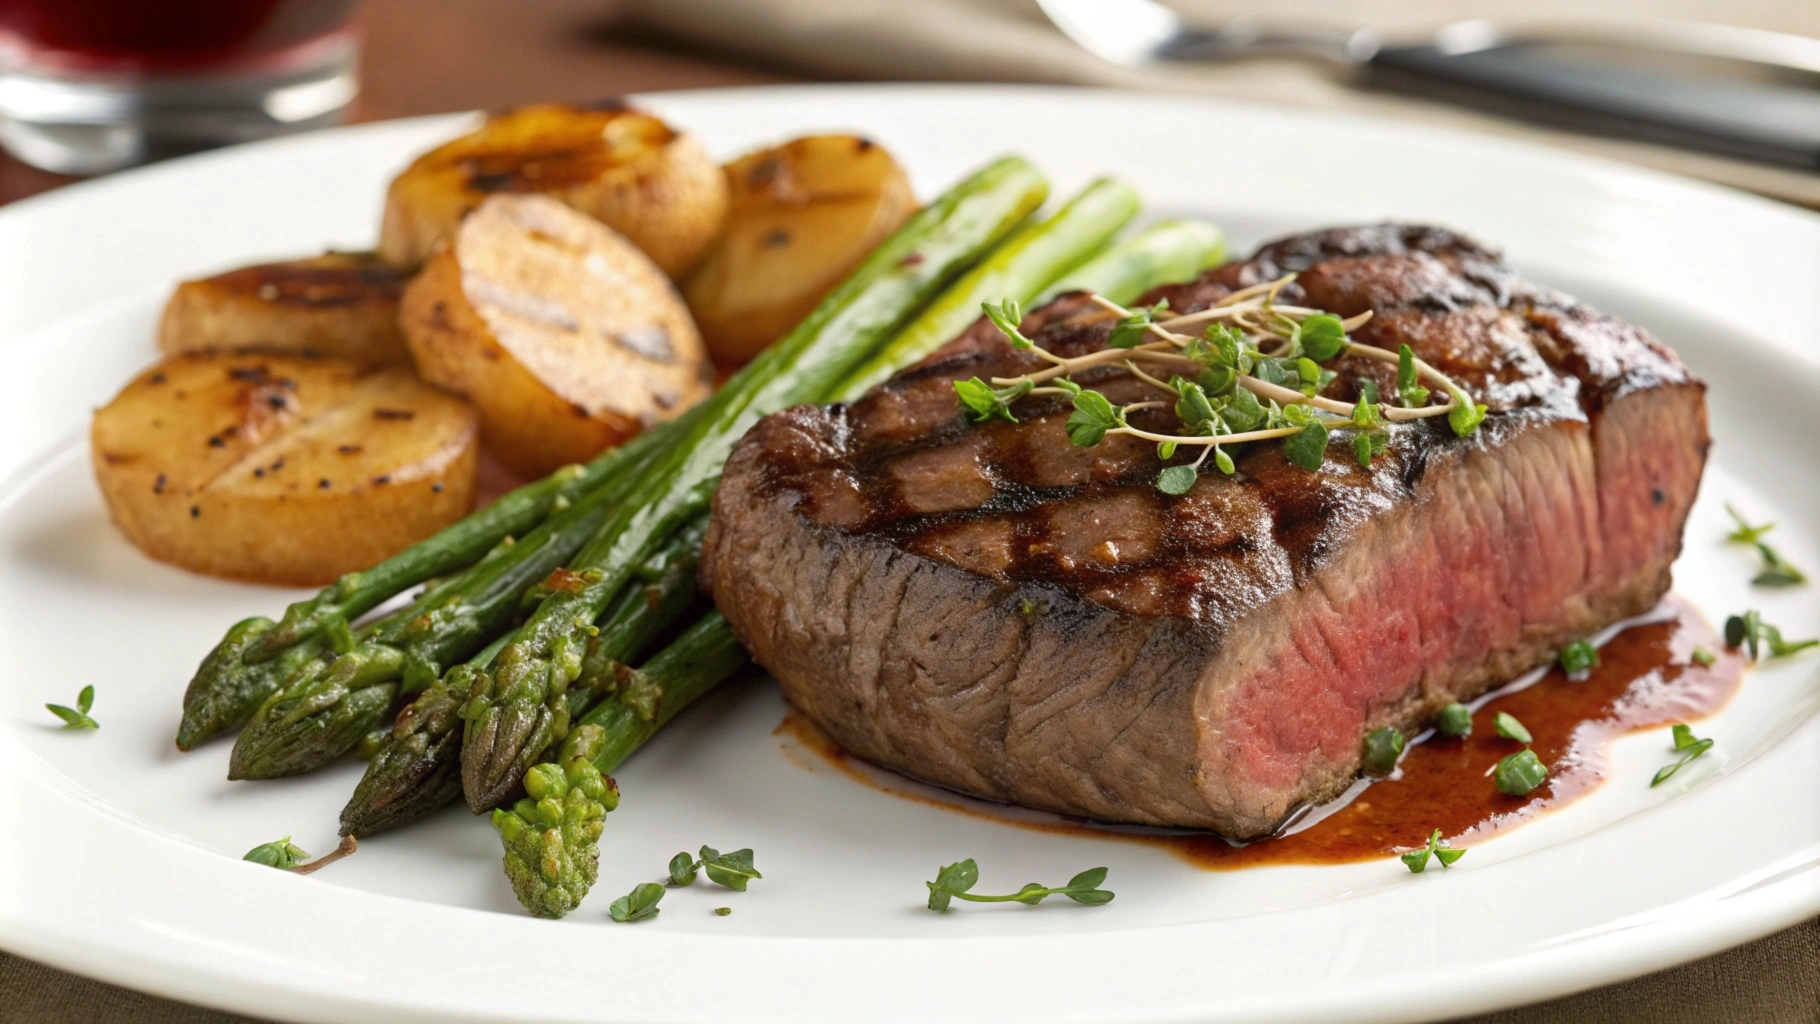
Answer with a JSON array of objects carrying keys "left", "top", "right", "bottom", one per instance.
[{"left": 704, "top": 224, "right": 1708, "bottom": 839}]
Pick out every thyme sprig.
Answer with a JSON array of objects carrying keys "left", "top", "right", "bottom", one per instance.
[
  {"left": 925, "top": 858, "right": 1114, "bottom": 912},
  {"left": 961, "top": 275, "right": 1486, "bottom": 493}
]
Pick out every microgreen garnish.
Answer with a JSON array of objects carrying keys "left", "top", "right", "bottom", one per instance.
[
  {"left": 1725, "top": 504, "right": 1807, "bottom": 586},
  {"left": 666, "top": 846, "right": 762, "bottom": 892},
  {"left": 243, "top": 836, "right": 309, "bottom": 869},
  {"left": 45, "top": 685, "right": 97, "bottom": 730},
  {"left": 1400, "top": 829, "right": 1466, "bottom": 873},
  {"left": 1108, "top": 299, "right": 1170, "bottom": 349},
  {"left": 1650, "top": 724, "right": 1714, "bottom": 787},
  {"left": 1396, "top": 344, "right": 1431, "bottom": 408},
  {"left": 1558, "top": 640, "right": 1599, "bottom": 677},
  {"left": 1437, "top": 703, "right": 1472, "bottom": 737},
  {"left": 609, "top": 881, "right": 665, "bottom": 923},
  {"left": 924, "top": 859, "right": 1113, "bottom": 912},
  {"left": 1495, "top": 749, "right": 1548, "bottom": 796},
  {"left": 1724, "top": 610, "right": 1818, "bottom": 661},
  {"left": 982, "top": 299, "right": 1032, "bottom": 349},
  {"left": 953, "top": 377, "right": 1033, "bottom": 423},
  {"left": 951, "top": 278, "right": 1484, "bottom": 494},
  {"left": 1362, "top": 726, "right": 1405, "bottom": 777},
  {"left": 1690, "top": 646, "right": 1717, "bottom": 667},
  {"left": 1494, "top": 712, "right": 1532, "bottom": 743}
]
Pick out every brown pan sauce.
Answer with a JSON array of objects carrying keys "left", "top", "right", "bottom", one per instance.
[{"left": 775, "top": 595, "right": 1744, "bottom": 868}]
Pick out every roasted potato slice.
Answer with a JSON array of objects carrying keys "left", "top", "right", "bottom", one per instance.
[
  {"left": 378, "top": 103, "right": 726, "bottom": 277},
  {"left": 91, "top": 353, "right": 478, "bottom": 587},
  {"left": 684, "top": 135, "right": 916, "bottom": 364},
  {"left": 400, "top": 194, "right": 712, "bottom": 480},
  {"left": 158, "top": 251, "right": 412, "bottom": 364}
]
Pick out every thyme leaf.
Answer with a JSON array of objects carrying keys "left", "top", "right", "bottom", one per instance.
[
  {"left": 45, "top": 685, "right": 97, "bottom": 730},
  {"left": 982, "top": 299, "right": 1032, "bottom": 348}
]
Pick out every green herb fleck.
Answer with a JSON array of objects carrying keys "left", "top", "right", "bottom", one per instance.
[
  {"left": 608, "top": 881, "right": 665, "bottom": 923},
  {"left": 1494, "top": 712, "right": 1532, "bottom": 743},
  {"left": 1400, "top": 828, "right": 1467, "bottom": 873},
  {"left": 1362, "top": 726, "right": 1405, "bottom": 777},
  {"left": 1299, "top": 314, "right": 1348, "bottom": 362},
  {"left": 1725, "top": 610, "right": 1818, "bottom": 661},
  {"left": 1157, "top": 464, "right": 1198, "bottom": 495},
  {"left": 243, "top": 836, "right": 310, "bottom": 869},
  {"left": 714, "top": 906, "right": 732, "bottom": 916},
  {"left": 1690, "top": 646, "right": 1716, "bottom": 667},
  {"left": 1558, "top": 640, "right": 1599, "bottom": 676},
  {"left": 1396, "top": 344, "right": 1431, "bottom": 408},
  {"left": 1650, "top": 724, "right": 1714, "bottom": 787},
  {"left": 1065, "top": 389, "right": 1124, "bottom": 447},
  {"left": 1214, "top": 447, "right": 1236, "bottom": 475},
  {"left": 1447, "top": 390, "right": 1488, "bottom": 437},
  {"left": 1495, "top": 749, "right": 1549, "bottom": 796},
  {"left": 1437, "top": 702, "right": 1472, "bottom": 738},
  {"left": 699, "top": 846, "right": 761, "bottom": 892},
  {"left": 953, "top": 376, "right": 1032, "bottom": 424},
  {"left": 1108, "top": 300, "right": 1169, "bottom": 349},
  {"left": 925, "top": 858, "right": 1113, "bottom": 912},
  {"left": 982, "top": 299, "right": 1032, "bottom": 349},
  {"left": 667, "top": 851, "right": 698, "bottom": 887},
  {"left": 45, "top": 684, "right": 98, "bottom": 730},
  {"left": 1722, "top": 505, "right": 1805, "bottom": 586},
  {"left": 1283, "top": 420, "right": 1330, "bottom": 471}
]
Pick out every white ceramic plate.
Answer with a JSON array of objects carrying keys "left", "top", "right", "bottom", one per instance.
[{"left": 1, "top": 85, "right": 1817, "bottom": 1024}]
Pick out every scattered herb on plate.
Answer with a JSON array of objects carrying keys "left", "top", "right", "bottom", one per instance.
[
  {"left": 46, "top": 685, "right": 97, "bottom": 730},
  {"left": 1724, "top": 610, "right": 1818, "bottom": 661},
  {"left": 1725, "top": 503, "right": 1807, "bottom": 587},
  {"left": 665, "top": 846, "right": 762, "bottom": 891},
  {"left": 1436, "top": 703, "right": 1472, "bottom": 738},
  {"left": 1495, "top": 749, "right": 1549, "bottom": 796},
  {"left": 243, "top": 836, "right": 310, "bottom": 870},
  {"left": 1400, "top": 829, "right": 1466, "bottom": 873},
  {"left": 1558, "top": 640, "right": 1599, "bottom": 677},
  {"left": 925, "top": 859, "right": 1114, "bottom": 912},
  {"left": 609, "top": 882, "right": 665, "bottom": 923},
  {"left": 1494, "top": 712, "right": 1532, "bottom": 743},
  {"left": 1650, "top": 724, "right": 1715, "bottom": 787}
]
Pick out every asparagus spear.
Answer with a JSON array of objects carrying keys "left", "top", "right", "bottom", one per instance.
[
  {"left": 457, "top": 156, "right": 1050, "bottom": 812},
  {"left": 838, "top": 176, "right": 1140, "bottom": 395},
  {"left": 496, "top": 614, "right": 747, "bottom": 917},
  {"left": 226, "top": 430, "right": 672, "bottom": 780},
  {"left": 176, "top": 420, "right": 677, "bottom": 750},
  {"left": 337, "top": 522, "right": 707, "bottom": 837},
  {"left": 1032, "top": 218, "right": 1226, "bottom": 306},
  {"left": 491, "top": 736, "right": 618, "bottom": 920}
]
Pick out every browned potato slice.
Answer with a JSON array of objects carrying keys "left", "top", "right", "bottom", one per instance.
[
  {"left": 157, "top": 251, "right": 412, "bottom": 364},
  {"left": 684, "top": 135, "right": 916, "bottom": 364},
  {"left": 91, "top": 353, "right": 478, "bottom": 587},
  {"left": 378, "top": 103, "right": 726, "bottom": 277},
  {"left": 400, "top": 193, "right": 712, "bottom": 480}
]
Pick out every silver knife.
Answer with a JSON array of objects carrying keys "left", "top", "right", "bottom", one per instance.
[{"left": 1039, "top": 0, "right": 1820, "bottom": 170}]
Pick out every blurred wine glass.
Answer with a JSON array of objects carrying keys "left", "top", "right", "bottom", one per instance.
[{"left": 0, "top": 0, "right": 359, "bottom": 174}]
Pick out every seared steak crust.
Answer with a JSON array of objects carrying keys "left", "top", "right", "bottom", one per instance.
[{"left": 703, "top": 225, "right": 1709, "bottom": 838}]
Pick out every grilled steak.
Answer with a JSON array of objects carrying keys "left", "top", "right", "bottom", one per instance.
[{"left": 702, "top": 225, "right": 1709, "bottom": 839}]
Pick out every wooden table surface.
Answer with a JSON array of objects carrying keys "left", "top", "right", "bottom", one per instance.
[{"left": 0, "top": 0, "right": 796, "bottom": 208}]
